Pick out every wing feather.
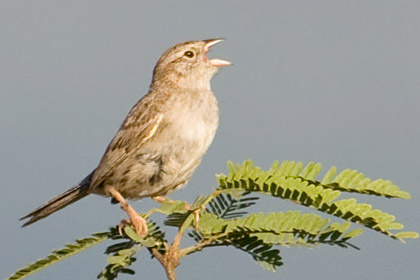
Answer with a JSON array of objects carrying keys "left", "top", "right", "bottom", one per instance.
[{"left": 90, "top": 95, "right": 165, "bottom": 189}]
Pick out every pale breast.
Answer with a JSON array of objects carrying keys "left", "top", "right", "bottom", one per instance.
[{"left": 168, "top": 89, "right": 219, "bottom": 153}]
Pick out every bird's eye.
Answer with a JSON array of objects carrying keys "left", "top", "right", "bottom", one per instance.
[{"left": 184, "top": 51, "right": 195, "bottom": 58}]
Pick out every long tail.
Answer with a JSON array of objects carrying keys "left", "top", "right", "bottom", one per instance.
[{"left": 20, "top": 171, "right": 94, "bottom": 227}]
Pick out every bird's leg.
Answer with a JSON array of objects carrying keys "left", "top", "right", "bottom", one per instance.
[
  {"left": 107, "top": 187, "right": 148, "bottom": 237},
  {"left": 193, "top": 209, "right": 200, "bottom": 231},
  {"left": 152, "top": 196, "right": 201, "bottom": 229},
  {"left": 152, "top": 196, "right": 170, "bottom": 204},
  {"left": 182, "top": 204, "right": 204, "bottom": 230}
]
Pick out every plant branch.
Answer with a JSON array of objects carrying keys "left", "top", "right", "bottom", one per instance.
[
  {"left": 179, "top": 232, "right": 229, "bottom": 257},
  {"left": 148, "top": 207, "right": 198, "bottom": 279}
]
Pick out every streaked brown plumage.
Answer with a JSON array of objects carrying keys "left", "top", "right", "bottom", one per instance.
[{"left": 21, "top": 39, "right": 230, "bottom": 236}]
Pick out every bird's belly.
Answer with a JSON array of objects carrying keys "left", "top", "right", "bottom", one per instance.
[
  {"left": 105, "top": 145, "right": 202, "bottom": 199},
  {"left": 98, "top": 94, "right": 218, "bottom": 200},
  {"left": 103, "top": 123, "right": 215, "bottom": 200}
]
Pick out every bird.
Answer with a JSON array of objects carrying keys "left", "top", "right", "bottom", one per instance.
[{"left": 20, "top": 39, "right": 230, "bottom": 237}]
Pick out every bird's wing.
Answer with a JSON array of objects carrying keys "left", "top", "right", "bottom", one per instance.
[{"left": 89, "top": 97, "right": 164, "bottom": 189}]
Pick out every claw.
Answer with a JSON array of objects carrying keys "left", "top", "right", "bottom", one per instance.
[
  {"left": 128, "top": 210, "right": 148, "bottom": 237},
  {"left": 118, "top": 219, "right": 131, "bottom": 236}
]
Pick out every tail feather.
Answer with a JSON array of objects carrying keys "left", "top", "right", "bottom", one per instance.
[{"left": 21, "top": 171, "right": 94, "bottom": 227}]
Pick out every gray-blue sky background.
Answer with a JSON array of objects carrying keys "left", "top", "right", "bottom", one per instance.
[{"left": 1, "top": 1, "right": 419, "bottom": 279}]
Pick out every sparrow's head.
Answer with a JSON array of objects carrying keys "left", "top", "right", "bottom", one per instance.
[{"left": 152, "top": 39, "right": 230, "bottom": 89}]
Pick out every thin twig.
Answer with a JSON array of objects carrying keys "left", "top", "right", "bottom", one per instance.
[
  {"left": 179, "top": 232, "right": 229, "bottom": 257},
  {"left": 179, "top": 239, "right": 214, "bottom": 257},
  {"left": 148, "top": 247, "right": 165, "bottom": 266}
]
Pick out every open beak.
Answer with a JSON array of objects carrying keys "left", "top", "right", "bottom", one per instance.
[{"left": 203, "top": 39, "right": 231, "bottom": 67}]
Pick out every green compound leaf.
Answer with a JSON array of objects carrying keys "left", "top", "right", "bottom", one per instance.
[
  {"left": 198, "top": 211, "right": 360, "bottom": 247},
  {"left": 97, "top": 245, "right": 140, "bottom": 280},
  {"left": 7, "top": 232, "right": 109, "bottom": 280},
  {"left": 217, "top": 160, "right": 417, "bottom": 241},
  {"left": 207, "top": 191, "right": 258, "bottom": 219}
]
